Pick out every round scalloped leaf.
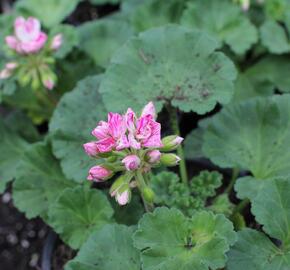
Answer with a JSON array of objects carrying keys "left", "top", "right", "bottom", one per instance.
[
  {"left": 181, "top": 0, "right": 258, "bottom": 55},
  {"left": 227, "top": 228, "right": 290, "bottom": 270},
  {"left": 65, "top": 224, "right": 140, "bottom": 270},
  {"left": 49, "top": 75, "right": 107, "bottom": 182},
  {"left": 48, "top": 186, "right": 114, "bottom": 249},
  {"left": 251, "top": 178, "right": 290, "bottom": 243},
  {"left": 99, "top": 25, "right": 237, "bottom": 114},
  {"left": 130, "top": 0, "right": 184, "bottom": 32},
  {"left": 234, "top": 176, "right": 266, "bottom": 200},
  {"left": 0, "top": 118, "right": 29, "bottom": 193},
  {"left": 16, "top": 0, "right": 81, "bottom": 28},
  {"left": 203, "top": 95, "right": 290, "bottom": 179},
  {"left": 78, "top": 18, "right": 134, "bottom": 68},
  {"left": 13, "top": 142, "right": 75, "bottom": 219},
  {"left": 133, "top": 207, "right": 236, "bottom": 270},
  {"left": 260, "top": 20, "right": 290, "bottom": 54}
]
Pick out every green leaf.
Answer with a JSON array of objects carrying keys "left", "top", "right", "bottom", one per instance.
[
  {"left": 227, "top": 228, "right": 290, "bottom": 270},
  {"left": 130, "top": 0, "right": 185, "bottom": 32},
  {"left": 134, "top": 207, "right": 236, "bottom": 270},
  {"left": 50, "top": 24, "right": 80, "bottom": 59},
  {"left": 229, "top": 178, "right": 290, "bottom": 269},
  {"left": 13, "top": 141, "right": 75, "bottom": 219},
  {"left": 208, "top": 194, "right": 234, "bottom": 217},
  {"left": 16, "top": 0, "right": 81, "bottom": 28},
  {"left": 203, "top": 95, "right": 290, "bottom": 179},
  {"left": 234, "top": 176, "right": 265, "bottom": 200},
  {"left": 181, "top": 0, "right": 258, "bottom": 55},
  {"left": 65, "top": 224, "right": 140, "bottom": 270},
  {"left": 48, "top": 186, "right": 114, "bottom": 249},
  {"left": 49, "top": 75, "right": 107, "bottom": 182},
  {"left": 78, "top": 18, "right": 134, "bottom": 68},
  {"left": 0, "top": 117, "right": 29, "bottom": 193},
  {"left": 260, "top": 20, "right": 290, "bottom": 54},
  {"left": 100, "top": 25, "right": 237, "bottom": 114},
  {"left": 251, "top": 178, "right": 290, "bottom": 242},
  {"left": 244, "top": 55, "right": 290, "bottom": 93}
]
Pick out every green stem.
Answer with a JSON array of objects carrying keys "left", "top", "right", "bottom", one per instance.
[
  {"left": 225, "top": 167, "right": 239, "bottom": 194},
  {"left": 136, "top": 170, "right": 154, "bottom": 212},
  {"left": 233, "top": 199, "right": 250, "bottom": 215},
  {"left": 168, "top": 106, "right": 188, "bottom": 185}
]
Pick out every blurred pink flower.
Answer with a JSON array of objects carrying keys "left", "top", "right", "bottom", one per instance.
[
  {"left": 43, "top": 79, "right": 54, "bottom": 90},
  {"left": 50, "top": 34, "right": 62, "bottom": 50},
  {"left": 5, "top": 17, "right": 47, "bottom": 54}
]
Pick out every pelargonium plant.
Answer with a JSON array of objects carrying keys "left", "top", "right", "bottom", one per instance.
[
  {"left": 0, "top": 16, "right": 62, "bottom": 91},
  {"left": 83, "top": 102, "right": 183, "bottom": 208}
]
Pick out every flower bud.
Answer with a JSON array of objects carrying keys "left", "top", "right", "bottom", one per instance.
[
  {"left": 43, "top": 78, "right": 55, "bottom": 90},
  {"left": 87, "top": 165, "right": 113, "bottom": 182},
  {"left": 50, "top": 34, "right": 63, "bottom": 50},
  {"left": 122, "top": 155, "right": 141, "bottom": 171},
  {"left": 142, "top": 187, "right": 155, "bottom": 203},
  {"left": 160, "top": 153, "right": 181, "bottom": 167},
  {"left": 110, "top": 175, "right": 126, "bottom": 197},
  {"left": 161, "top": 135, "right": 184, "bottom": 152},
  {"left": 116, "top": 188, "right": 131, "bottom": 205},
  {"left": 146, "top": 150, "right": 161, "bottom": 164},
  {"left": 110, "top": 177, "right": 131, "bottom": 205},
  {"left": 83, "top": 142, "right": 99, "bottom": 156},
  {"left": 6, "top": 62, "right": 18, "bottom": 70}
]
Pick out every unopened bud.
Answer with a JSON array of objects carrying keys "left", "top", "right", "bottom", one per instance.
[
  {"left": 142, "top": 187, "right": 155, "bottom": 203},
  {"left": 110, "top": 175, "right": 126, "bottom": 197},
  {"left": 160, "top": 153, "right": 181, "bottom": 167},
  {"left": 83, "top": 142, "right": 99, "bottom": 156},
  {"left": 146, "top": 150, "right": 161, "bottom": 164},
  {"left": 161, "top": 135, "right": 184, "bottom": 152},
  {"left": 87, "top": 165, "right": 113, "bottom": 182},
  {"left": 122, "top": 155, "right": 141, "bottom": 171},
  {"left": 50, "top": 34, "right": 63, "bottom": 50}
]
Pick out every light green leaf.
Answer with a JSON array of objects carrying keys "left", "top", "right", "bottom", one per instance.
[
  {"left": 234, "top": 176, "right": 265, "bottom": 200},
  {"left": 78, "top": 18, "right": 134, "bottom": 68},
  {"left": 65, "top": 224, "right": 140, "bottom": 270},
  {"left": 50, "top": 24, "right": 80, "bottom": 59},
  {"left": 13, "top": 142, "right": 75, "bottom": 219},
  {"left": 100, "top": 25, "right": 237, "bottom": 114},
  {"left": 16, "top": 0, "right": 81, "bottom": 28},
  {"left": 260, "top": 20, "right": 290, "bottom": 54},
  {"left": 203, "top": 95, "right": 290, "bottom": 179},
  {"left": 227, "top": 228, "right": 290, "bottom": 270},
  {"left": 49, "top": 75, "right": 107, "bottom": 182},
  {"left": 181, "top": 0, "right": 258, "bottom": 55},
  {"left": 133, "top": 207, "right": 236, "bottom": 270},
  {"left": 48, "top": 186, "right": 114, "bottom": 249},
  {"left": 130, "top": 0, "right": 185, "bottom": 32},
  {"left": 0, "top": 117, "right": 29, "bottom": 193}
]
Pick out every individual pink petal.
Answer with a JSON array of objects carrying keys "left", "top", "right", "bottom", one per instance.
[
  {"left": 125, "top": 108, "right": 136, "bottom": 131},
  {"left": 5, "top": 36, "right": 18, "bottom": 50},
  {"left": 122, "top": 155, "right": 141, "bottom": 171},
  {"left": 141, "top": 101, "right": 156, "bottom": 119},
  {"left": 108, "top": 112, "right": 125, "bottom": 139},
  {"left": 115, "top": 134, "right": 130, "bottom": 150},
  {"left": 142, "top": 121, "right": 163, "bottom": 148},
  {"left": 128, "top": 132, "right": 141, "bottom": 149},
  {"left": 95, "top": 137, "right": 115, "bottom": 153},
  {"left": 15, "top": 16, "right": 41, "bottom": 42},
  {"left": 92, "top": 121, "right": 110, "bottom": 139}
]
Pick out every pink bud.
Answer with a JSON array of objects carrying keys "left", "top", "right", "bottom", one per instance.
[
  {"left": 6, "top": 62, "right": 18, "bottom": 70},
  {"left": 87, "top": 165, "right": 112, "bottom": 182},
  {"left": 43, "top": 79, "right": 54, "bottom": 90},
  {"left": 147, "top": 150, "right": 161, "bottom": 164},
  {"left": 141, "top": 101, "right": 156, "bottom": 118},
  {"left": 173, "top": 136, "right": 184, "bottom": 145},
  {"left": 0, "top": 69, "right": 12, "bottom": 79},
  {"left": 116, "top": 190, "right": 131, "bottom": 205},
  {"left": 50, "top": 34, "right": 63, "bottom": 50},
  {"left": 122, "top": 155, "right": 141, "bottom": 171},
  {"left": 83, "top": 142, "right": 99, "bottom": 156}
]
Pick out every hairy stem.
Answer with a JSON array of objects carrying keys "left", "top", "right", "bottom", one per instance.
[
  {"left": 225, "top": 167, "right": 239, "bottom": 194},
  {"left": 136, "top": 170, "right": 154, "bottom": 212},
  {"left": 168, "top": 105, "right": 188, "bottom": 185}
]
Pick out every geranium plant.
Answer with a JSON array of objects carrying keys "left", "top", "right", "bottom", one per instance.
[{"left": 1, "top": 0, "right": 290, "bottom": 270}]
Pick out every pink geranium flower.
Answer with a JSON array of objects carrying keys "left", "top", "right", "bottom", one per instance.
[{"left": 5, "top": 17, "right": 47, "bottom": 54}]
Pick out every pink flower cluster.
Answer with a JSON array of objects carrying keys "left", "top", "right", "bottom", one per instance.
[
  {"left": 5, "top": 17, "right": 62, "bottom": 54},
  {"left": 83, "top": 102, "right": 183, "bottom": 205},
  {"left": 84, "top": 102, "right": 162, "bottom": 156}
]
